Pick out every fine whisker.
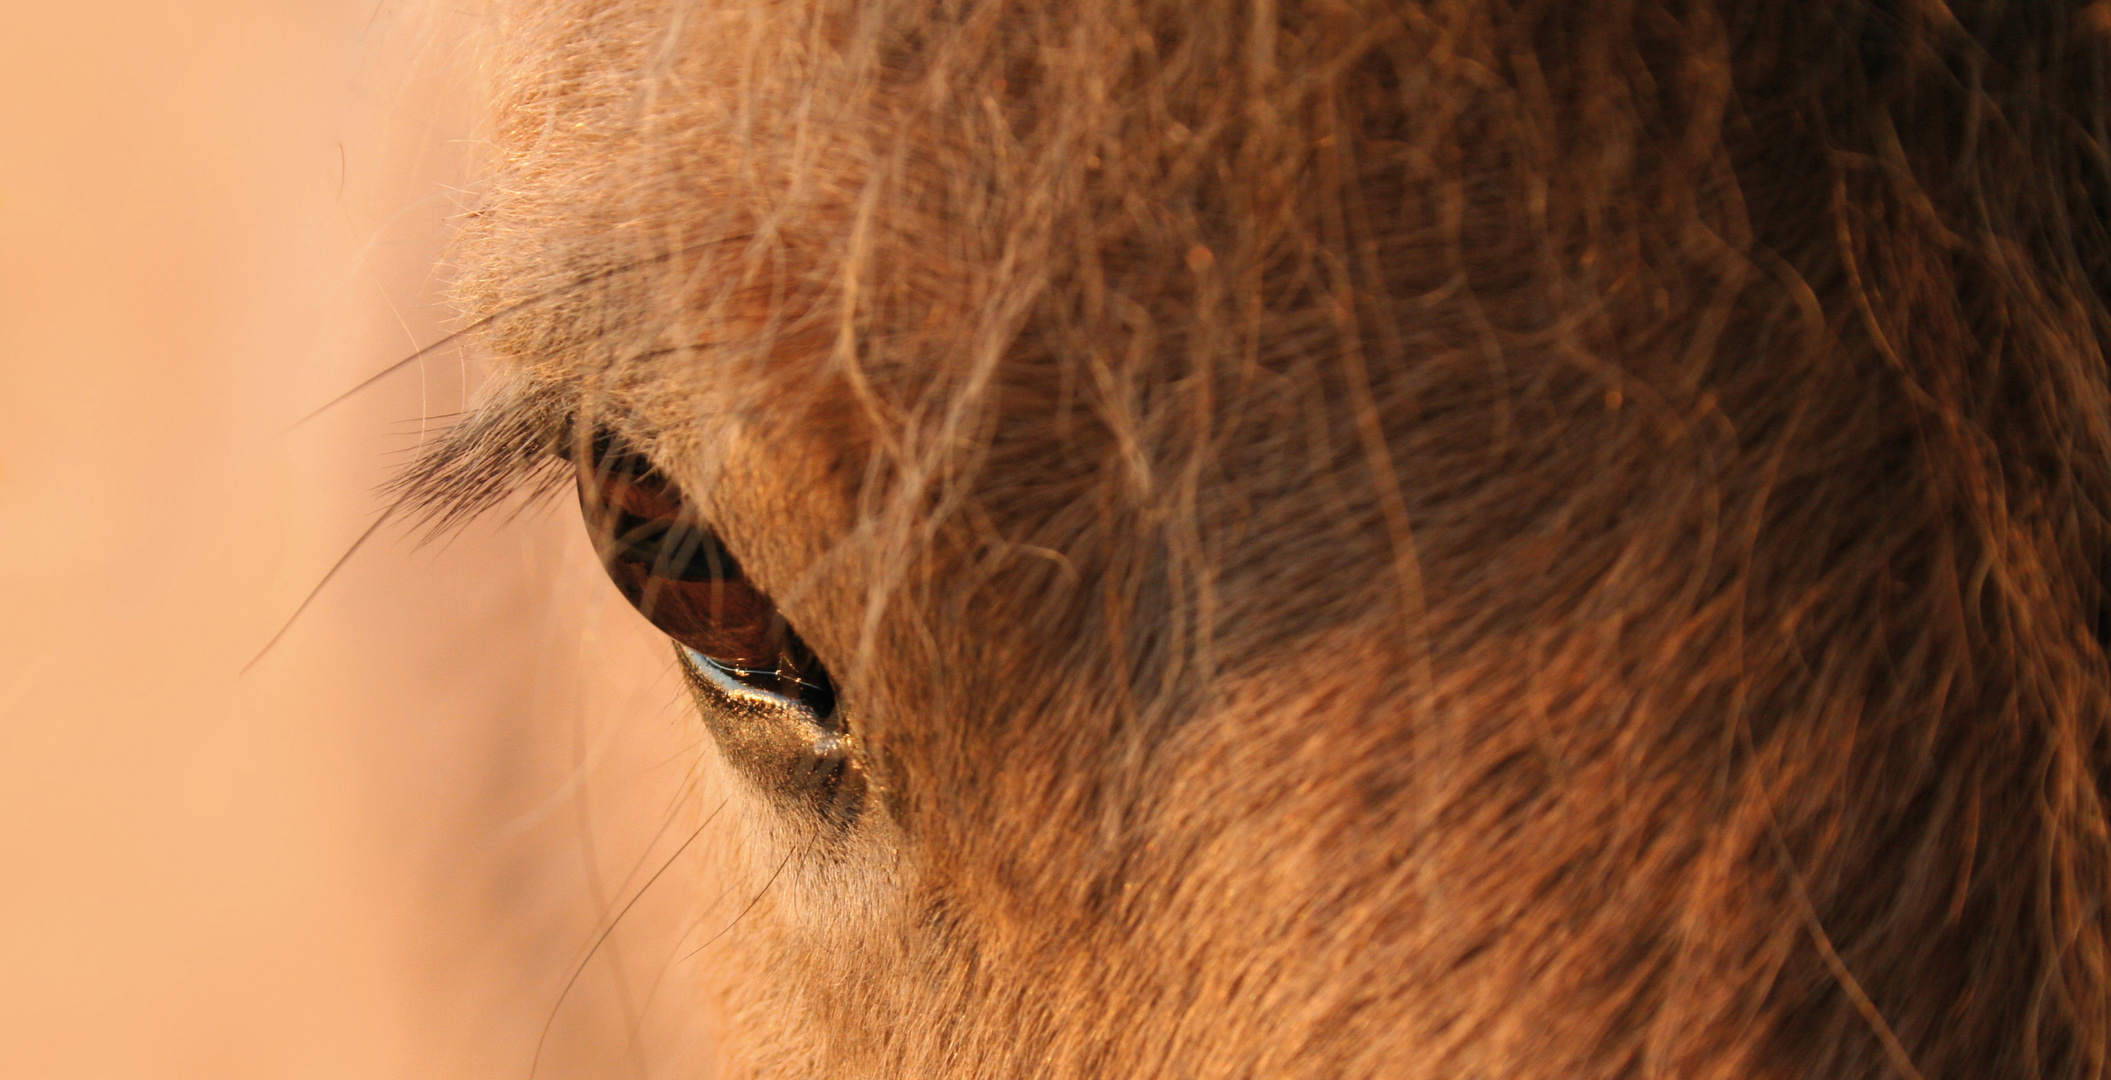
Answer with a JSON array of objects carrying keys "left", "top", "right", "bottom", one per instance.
[
  {"left": 289, "top": 238, "right": 747, "bottom": 433},
  {"left": 678, "top": 835, "right": 809, "bottom": 964},
  {"left": 240, "top": 505, "right": 398, "bottom": 675},
  {"left": 529, "top": 798, "right": 728, "bottom": 1080}
]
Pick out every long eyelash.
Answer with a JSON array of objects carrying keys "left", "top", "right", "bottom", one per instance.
[
  {"left": 390, "top": 338, "right": 734, "bottom": 539},
  {"left": 246, "top": 240, "right": 756, "bottom": 674},
  {"left": 243, "top": 377, "right": 578, "bottom": 675},
  {"left": 386, "top": 370, "right": 581, "bottom": 538},
  {"left": 246, "top": 375, "right": 578, "bottom": 677}
]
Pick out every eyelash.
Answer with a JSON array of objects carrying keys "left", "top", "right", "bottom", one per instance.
[{"left": 573, "top": 435, "right": 838, "bottom": 721}]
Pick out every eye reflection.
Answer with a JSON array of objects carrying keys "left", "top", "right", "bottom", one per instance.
[{"left": 574, "top": 436, "right": 837, "bottom": 721}]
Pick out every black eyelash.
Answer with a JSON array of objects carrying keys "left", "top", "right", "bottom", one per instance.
[
  {"left": 384, "top": 395, "right": 861, "bottom": 822},
  {"left": 390, "top": 372, "right": 582, "bottom": 537}
]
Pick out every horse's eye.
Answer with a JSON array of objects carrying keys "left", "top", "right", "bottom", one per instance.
[{"left": 574, "top": 438, "right": 836, "bottom": 720}]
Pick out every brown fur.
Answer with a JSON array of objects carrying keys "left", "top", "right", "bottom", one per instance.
[{"left": 411, "top": 0, "right": 2111, "bottom": 1076}]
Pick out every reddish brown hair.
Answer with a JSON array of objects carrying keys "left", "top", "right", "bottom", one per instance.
[{"left": 412, "top": 1, "right": 2111, "bottom": 1075}]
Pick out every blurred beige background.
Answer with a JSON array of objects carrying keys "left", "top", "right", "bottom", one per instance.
[{"left": 0, "top": 2, "right": 712, "bottom": 1076}]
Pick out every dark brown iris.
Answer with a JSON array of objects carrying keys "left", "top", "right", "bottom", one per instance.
[{"left": 574, "top": 437, "right": 835, "bottom": 716}]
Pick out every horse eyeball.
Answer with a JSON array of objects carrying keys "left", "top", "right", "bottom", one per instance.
[{"left": 574, "top": 435, "right": 836, "bottom": 720}]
